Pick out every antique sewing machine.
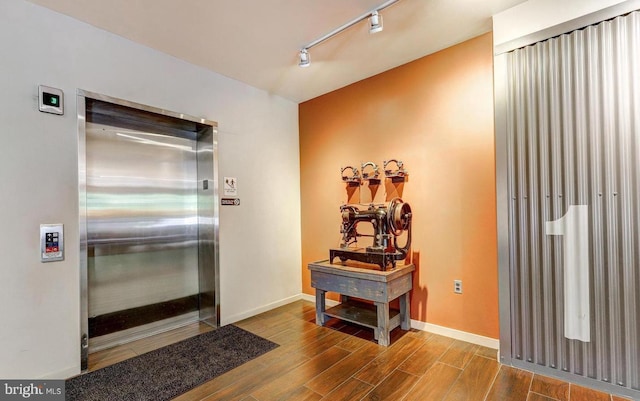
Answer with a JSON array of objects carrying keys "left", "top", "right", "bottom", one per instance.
[
  {"left": 329, "top": 197, "right": 412, "bottom": 270},
  {"left": 330, "top": 160, "right": 411, "bottom": 270}
]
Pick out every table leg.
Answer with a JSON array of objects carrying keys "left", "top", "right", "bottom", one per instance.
[
  {"left": 399, "top": 292, "right": 411, "bottom": 330},
  {"left": 315, "top": 289, "right": 327, "bottom": 326},
  {"left": 375, "top": 301, "right": 390, "bottom": 346}
]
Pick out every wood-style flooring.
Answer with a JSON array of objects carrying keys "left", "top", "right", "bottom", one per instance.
[{"left": 88, "top": 300, "right": 632, "bottom": 401}]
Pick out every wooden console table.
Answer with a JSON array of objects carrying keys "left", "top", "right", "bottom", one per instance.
[{"left": 308, "top": 260, "right": 414, "bottom": 346}]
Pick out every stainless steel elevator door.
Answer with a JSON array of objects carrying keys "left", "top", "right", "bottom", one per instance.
[{"left": 86, "top": 121, "right": 200, "bottom": 349}]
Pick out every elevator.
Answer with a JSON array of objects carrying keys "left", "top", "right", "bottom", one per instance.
[{"left": 77, "top": 91, "right": 219, "bottom": 371}]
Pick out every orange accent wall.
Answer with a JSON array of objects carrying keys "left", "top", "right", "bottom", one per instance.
[{"left": 299, "top": 33, "right": 499, "bottom": 339}]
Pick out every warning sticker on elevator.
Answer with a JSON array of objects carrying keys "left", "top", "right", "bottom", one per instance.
[
  {"left": 221, "top": 198, "right": 240, "bottom": 206},
  {"left": 223, "top": 177, "right": 237, "bottom": 196}
]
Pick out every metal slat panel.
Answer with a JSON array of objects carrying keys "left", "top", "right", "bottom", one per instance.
[
  {"left": 526, "top": 44, "right": 543, "bottom": 366},
  {"left": 584, "top": 23, "right": 608, "bottom": 384},
  {"left": 628, "top": 13, "right": 640, "bottom": 391},
  {"left": 505, "top": 10, "right": 640, "bottom": 395},
  {"left": 506, "top": 55, "right": 522, "bottom": 361},
  {"left": 599, "top": 18, "right": 624, "bottom": 387},
  {"left": 536, "top": 41, "right": 555, "bottom": 369},
  {"left": 614, "top": 14, "right": 639, "bottom": 390}
]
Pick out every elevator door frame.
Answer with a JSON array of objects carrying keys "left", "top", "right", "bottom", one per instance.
[{"left": 77, "top": 89, "right": 220, "bottom": 371}]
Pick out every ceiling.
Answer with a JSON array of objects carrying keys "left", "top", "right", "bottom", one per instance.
[{"left": 27, "top": 0, "right": 525, "bottom": 103}]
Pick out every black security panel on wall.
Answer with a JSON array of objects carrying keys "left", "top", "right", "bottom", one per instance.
[{"left": 38, "top": 85, "right": 64, "bottom": 115}]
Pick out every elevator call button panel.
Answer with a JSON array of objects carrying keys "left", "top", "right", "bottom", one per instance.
[{"left": 40, "top": 224, "right": 64, "bottom": 262}]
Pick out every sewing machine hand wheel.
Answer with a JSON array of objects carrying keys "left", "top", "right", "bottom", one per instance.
[{"left": 388, "top": 198, "right": 412, "bottom": 236}]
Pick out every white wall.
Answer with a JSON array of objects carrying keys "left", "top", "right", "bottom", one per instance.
[
  {"left": 0, "top": 0, "right": 302, "bottom": 379},
  {"left": 493, "top": 0, "right": 635, "bottom": 48}
]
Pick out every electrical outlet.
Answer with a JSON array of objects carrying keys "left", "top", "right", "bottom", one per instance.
[{"left": 454, "top": 280, "right": 463, "bottom": 294}]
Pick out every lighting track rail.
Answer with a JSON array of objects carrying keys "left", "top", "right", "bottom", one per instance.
[{"left": 298, "top": 0, "right": 401, "bottom": 67}]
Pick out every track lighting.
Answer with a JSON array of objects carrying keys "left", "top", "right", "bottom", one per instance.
[
  {"left": 299, "top": 49, "right": 310, "bottom": 67},
  {"left": 369, "top": 11, "right": 383, "bottom": 34},
  {"left": 297, "top": 0, "right": 400, "bottom": 67}
]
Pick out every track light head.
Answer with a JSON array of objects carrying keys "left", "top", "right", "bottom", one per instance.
[
  {"left": 369, "top": 11, "right": 383, "bottom": 34},
  {"left": 297, "top": 0, "right": 399, "bottom": 67},
  {"left": 299, "top": 49, "right": 310, "bottom": 67}
]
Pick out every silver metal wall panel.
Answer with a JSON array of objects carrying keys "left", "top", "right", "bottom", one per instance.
[{"left": 505, "top": 11, "right": 640, "bottom": 394}]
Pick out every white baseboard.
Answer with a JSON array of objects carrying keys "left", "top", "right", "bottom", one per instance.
[
  {"left": 300, "top": 293, "right": 340, "bottom": 307},
  {"left": 221, "top": 294, "right": 304, "bottom": 325},
  {"left": 299, "top": 294, "right": 499, "bottom": 351},
  {"left": 411, "top": 319, "right": 499, "bottom": 350},
  {"left": 40, "top": 365, "right": 80, "bottom": 380}
]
